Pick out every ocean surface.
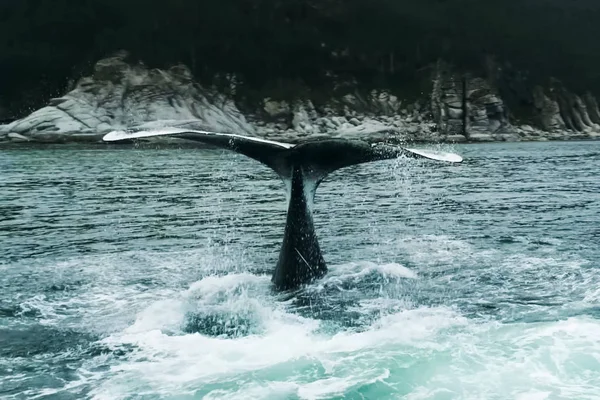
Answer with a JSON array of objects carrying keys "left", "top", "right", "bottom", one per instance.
[{"left": 1, "top": 140, "right": 599, "bottom": 399}]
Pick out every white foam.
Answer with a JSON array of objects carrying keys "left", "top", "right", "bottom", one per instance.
[
  {"left": 393, "top": 234, "right": 478, "bottom": 266},
  {"left": 123, "top": 298, "right": 186, "bottom": 334},
  {"left": 15, "top": 246, "right": 599, "bottom": 399},
  {"left": 299, "top": 369, "right": 391, "bottom": 399},
  {"left": 86, "top": 301, "right": 465, "bottom": 399},
  {"left": 323, "top": 261, "right": 418, "bottom": 284},
  {"left": 202, "top": 382, "right": 298, "bottom": 400},
  {"left": 377, "top": 262, "right": 419, "bottom": 279},
  {"left": 81, "top": 287, "right": 600, "bottom": 400},
  {"left": 185, "top": 272, "right": 270, "bottom": 296},
  {"left": 515, "top": 391, "right": 552, "bottom": 400}
]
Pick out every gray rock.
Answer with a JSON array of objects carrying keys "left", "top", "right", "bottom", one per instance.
[
  {"left": 494, "top": 134, "right": 521, "bottom": 142},
  {"left": 533, "top": 86, "right": 566, "bottom": 131},
  {"left": 292, "top": 106, "right": 311, "bottom": 133},
  {"left": 447, "top": 107, "right": 463, "bottom": 119},
  {"left": 446, "top": 101, "right": 463, "bottom": 109},
  {"left": 431, "top": 63, "right": 511, "bottom": 136},
  {"left": 322, "top": 118, "right": 337, "bottom": 130},
  {"left": 583, "top": 92, "right": 600, "bottom": 125},
  {"left": 263, "top": 98, "right": 290, "bottom": 118},
  {"left": 1, "top": 52, "right": 254, "bottom": 143},
  {"left": 332, "top": 116, "right": 348, "bottom": 127},
  {"left": 407, "top": 125, "right": 420, "bottom": 134},
  {"left": 468, "top": 133, "right": 494, "bottom": 142},
  {"left": 520, "top": 125, "right": 534, "bottom": 133},
  {"left": 392, "top": 120, "right": 405, "bottom": 129},
  {"left": 7, "top": 51, "right": 600, "bottom": 146},
  {"left": 7, "top": 132, "right": 31, "bottom": 142}
]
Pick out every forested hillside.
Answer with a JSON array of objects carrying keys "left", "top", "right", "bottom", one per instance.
[{"left": 1, "top": 0, "right": 599, "bottom": 120}]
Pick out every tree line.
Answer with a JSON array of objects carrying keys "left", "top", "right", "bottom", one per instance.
[{"left": 1, "top": 0, "right": 599, "bottom": 118}]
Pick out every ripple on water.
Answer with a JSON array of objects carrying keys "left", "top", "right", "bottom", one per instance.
[{"left": 1, "top": 141, "right": 599, "bottom": 399}]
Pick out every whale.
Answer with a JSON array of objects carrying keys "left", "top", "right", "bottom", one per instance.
[{"left": 103, "top": 127, "right": 463, "bottom": 290}]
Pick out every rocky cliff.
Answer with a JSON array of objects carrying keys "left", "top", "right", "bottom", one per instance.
[
  {"left": 0, "top": 52, "right": 254, "bottom": 143},
  {"left": 2, "top": 53, "right": 600, "bottom": 144}
]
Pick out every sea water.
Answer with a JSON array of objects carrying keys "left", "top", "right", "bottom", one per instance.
[{"left": 1, "top": 141, "right": 599, "bottom": 399}]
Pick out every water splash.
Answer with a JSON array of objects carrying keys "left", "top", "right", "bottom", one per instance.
[{"left": 2, "top": 142, "right": 600, "bottom": 399}]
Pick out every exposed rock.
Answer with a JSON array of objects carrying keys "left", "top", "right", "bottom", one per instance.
[
  {"left": 263, "top": 98, "right": 290, "bottom": 119},
  {"left": 532, "top": 86, "right": 566, "bottom": 131},
  {"left": 468, "top": 133, "right": 495, "bottom": 142},
  {"left": 529, "top": 83, "right": 600, "bottom": 135},
  {"left": 406, "top": 125, "right": 420, "bottom": 135},
  {"left": 574, "top": 95, "right": 596, "bottom": 130},
  {"left": 328, "top": 90, "right": 403, "bottom": 116},
  {"left": 431, "top": 61, "right": 461, "bottom": 135},
  {"left": 370, "top": 91, "right": 402, "bottom": 115},
  {"left": 0, "top": 52, "right": 254, "bottom": 143},
  {"left": 7, "top": 132, "right": 31, "bottom": 142},
  {"left": 583, "top": 92, "right": 600, "bottom": 124},
  {"left": 447, "top": 106, "right": 463, "bottom": 120},
  {"left": 466, "top": 78, "right": 508, "bottom": 134},
  {"left": 330, "top": 119, "right": 402, "bottom": 142},
  {"left": 431, "top": 62, "right": 510, "bottom": 138},
  {"left": 589, "top": 131, "right": 600, "bottom": 138},
  {"left": 520, "top": 124, "right": 534, "bottom": 133},
  {"left": 291, "top": 108, "right": 310, "bottom": 133},
  {"left": 3, "top": 53, "right": 600, "bottom": 146},
  {"left": 494, "top": 133, "right": 521, "bottom": 142}
]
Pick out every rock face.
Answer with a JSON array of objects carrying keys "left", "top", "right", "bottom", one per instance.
[
  {"left": 531, "top": 84, "right": 600, "bottom": 138},
  {"left": 431, "top": 63, "right": 465, "bottom": 136},
  {"left": 466, "top": 78, "right": 508, "bottom": 135},
  {"left": 533, "top": 86, "right": 566, "bottom": 131},
  {"left": 431, "top": 62, "right": 510, "bottom": 138},
  {"left": 0, "top": 52, "right": 254, "bottom": 142},
  {"left": 251, "top": 93, "right": 438, "bottom": 144},
  {"left": 2, "top": 53, "right": 600, "bottom": 144}
]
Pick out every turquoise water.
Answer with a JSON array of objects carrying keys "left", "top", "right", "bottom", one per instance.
[{"left": 1, "top": 141, "right": 599, "bottom": 399}]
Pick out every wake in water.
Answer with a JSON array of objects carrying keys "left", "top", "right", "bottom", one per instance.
[
  {"left": 3, "top": 236, "right": 599, "bottom": 400},
  {"left": 2, "top": 142, "right": 600, "bottom": 399}
]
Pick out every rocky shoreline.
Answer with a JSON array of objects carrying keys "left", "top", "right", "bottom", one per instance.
[
  {"left": 2, "top": 53, "right": 600, "bottom": 146},
  {"left": 251, "top": 107, "right": 600, "bottom": 145}
]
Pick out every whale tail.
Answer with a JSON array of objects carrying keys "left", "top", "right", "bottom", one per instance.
[{"left": 103, "top": 128, "right": 462, "bottom": 290}]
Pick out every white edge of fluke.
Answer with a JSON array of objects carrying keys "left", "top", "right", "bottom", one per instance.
[
  {"left": 102, "top": 127, "right": 295, "bottom": 149},
  {"left": 403, "top": 147, "right": 463, "bottom": 163},
  {"left": 102, "top": 128, "right": 462, "bottom": 163}
]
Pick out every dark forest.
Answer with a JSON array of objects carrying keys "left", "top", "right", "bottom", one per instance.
[{"left": 1, "top": 0, "right": 599, "bottom": 118}]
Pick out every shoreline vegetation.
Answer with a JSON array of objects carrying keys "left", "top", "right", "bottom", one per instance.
[
  {"left": 3, "top": 0, "right": 600, "bottom": 146},
  {"left": 2, "top": 53, "right": 600, "bottom": 147}
]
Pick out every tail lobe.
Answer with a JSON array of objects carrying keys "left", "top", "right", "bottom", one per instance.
[{"left": 103, "top": 128, "right": 462, "bottom": 290}]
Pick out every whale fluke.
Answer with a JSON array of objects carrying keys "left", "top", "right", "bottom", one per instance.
[{"left": 104, "top": 127, "right": 462, "bottom": 290}]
